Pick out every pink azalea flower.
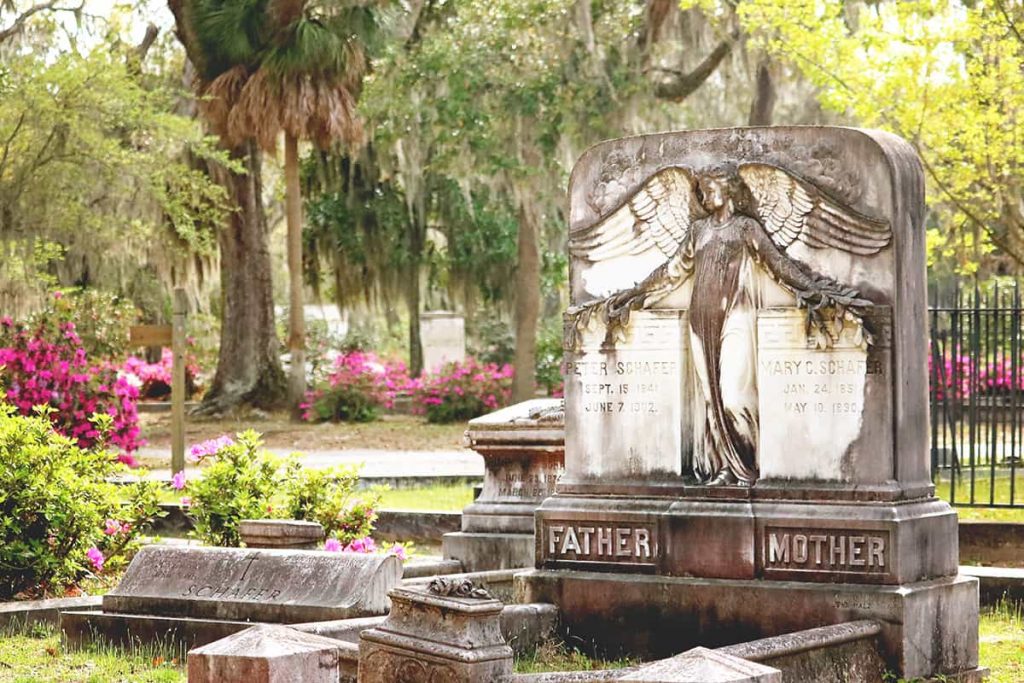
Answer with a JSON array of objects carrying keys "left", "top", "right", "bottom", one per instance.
[
  {"left": 389, "top": 544, "right": 407, "bottom": 561},
  {"left": 86, "top": 547, "right": 104, "bottom": 572},
  {"left": 171, "top": 471, "right": 187, "bottom": 490},
  {"left": 180, "top": 496, "right": 192, "bottom": 506},
  {"left": 103, "top": 519, "right": 122, "bottom": 536},
  {"left": 324, "top": 538, "right": 342, "bottom": 552}
]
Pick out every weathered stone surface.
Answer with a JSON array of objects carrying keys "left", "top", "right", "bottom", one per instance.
[
  {"left": 517, "top": 569, "right": 979, "bottom": 681},
  {"left": 102, "top": 546, "right": 400, "bottom": 623},
  {"left": 187, "top": 624, "right": 342, "bottom": 683},
  {"left": 443, "top": 531, "right": 534, "bottom": 572},
  {"left": 0, "top": 595, "right": 100, "bottom": 631},
  {"left": 621, "top": 646, "right": 780, "bottom": 682},
  {"left": 421, "top": 310, "right": 466, "bottom": 372},
  {"left": 239, "top": 519, "right": 324, "bottom": 549},
  {"left": 565, "top": 310, "right": 692, "bottom": 484},
  {"left": 358, "top": 585, "right": 513, "bottom": 683}
]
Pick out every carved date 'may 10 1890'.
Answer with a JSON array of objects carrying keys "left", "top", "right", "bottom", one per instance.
[{"left": 567, "top": 162, "right": 891, "bottom": 487}]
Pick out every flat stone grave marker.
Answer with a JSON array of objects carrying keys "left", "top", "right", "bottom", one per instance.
[{"left": 60, "top": 545, "right": 401, "bottom": 649}]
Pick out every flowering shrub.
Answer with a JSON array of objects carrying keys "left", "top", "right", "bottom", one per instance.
[
  {"left": 119, "top": 348, "right": 202, "bottom": 400},
  {"left": 30, "top": 289, "right": 139, "bottom": 359},
  {"left": 301, "top": 351, "right": 414, "bottom": 423},
  {"left": 412, "top": 358, "right": 513, "bottom": 423},
  {"left": 0, "top": 404, "right": 162, "bottom": 599},
  {"left": 324, "top": 535, "right": 411, "bottom": 561},
  {"left": 928, "top": 350, "right": 1024, "bottom": 400},
  {"left": 279, "top": 466, "right": 382, "bottom": 546},
  {"left": 0, "top": 315, "right": 143, "bottom": 457},
  {"left": 184, "top": 432, "right": 383, "bottom": 549}
]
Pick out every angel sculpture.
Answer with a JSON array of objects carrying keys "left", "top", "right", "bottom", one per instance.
[{"left": 567, "top": 161, "right": 891, "bottom": 487}]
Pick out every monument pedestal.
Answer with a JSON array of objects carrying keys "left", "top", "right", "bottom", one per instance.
[
  {"left": 442, "top": 399, "right": 564, "bottom": 571},
  {"left": 516, "top": 569, "right": 980, "bottom": 681}
]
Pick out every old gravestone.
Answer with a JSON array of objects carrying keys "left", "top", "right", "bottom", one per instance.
[
  {"left": 60, "top": 545, "right": 401, "bottom": 650},
  {"left": 442, "top": 398, "right": 565, "bottom": 571},
  {"left": 420, "top": 310, "right": 467, "bottom": 372},
  {"left": 517, "top": 127, "right": 982, "bottom": 681}
]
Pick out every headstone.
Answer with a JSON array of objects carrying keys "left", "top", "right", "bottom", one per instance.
[
  {"left": 188, "top": 624, "right": 342, "bottom": 683},
  {"left": 420, "top": 311, "right": 466, "bottom": 371},
  {"left": 60, "top": 546, "right": 401, "bottom": 650},
  {"left": 443, "top": 398, "right": 564, "bottom": 571},
  {"left": 621, "top": 647, "right": 781, "bottom": 683},
  {"left": 239, "top": 519, "right": 325, "bottom": 550},
  {"left": 359, "top": 579, "right": 513, "bottom": 683},
  {"left": 518, "top": 126, "right": 981, "bottom": 681}
]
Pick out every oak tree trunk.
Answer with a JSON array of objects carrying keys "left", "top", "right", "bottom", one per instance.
[
  {"left": 284, "top": 133, "right": 306, "bottom": 410},
  {"left": 512, "top": 203, "right": 540, "bottom": 403},
  {"left": 407, "top": 190, "right": 426, "bottom": 377},
  {"left": 198, "top": 141, "right": 286, "bottom": 414}
]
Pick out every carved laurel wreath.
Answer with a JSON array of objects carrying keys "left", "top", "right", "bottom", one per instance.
[{"left": 427, "top": 577, "right": 493, "bottom": 600}]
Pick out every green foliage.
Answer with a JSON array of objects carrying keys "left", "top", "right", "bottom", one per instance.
[
  {"left": 716, "top": 0, "right": 1024, "bottom": 274},
  {"left": 187, "top": 431, "right": 296, "bottom": 547},
  {"left": 187, "top": 431, "right": 381, "bottom": 547},
  {"left": 0, "top": 46, "right": 230, "bottom": 309},
  {"left": 0, "top": 403, "right": 162, "bottom": 599},
  {"left": 534, "top": 320, "right": 564, "bottom": 396},
  {"left": 279, "top": 466, "right": 382, "bottom": 543}
]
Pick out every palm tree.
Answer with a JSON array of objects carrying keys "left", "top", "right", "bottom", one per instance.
[{"left": 170, "top": 0, "right": 380, "bottom": 410}]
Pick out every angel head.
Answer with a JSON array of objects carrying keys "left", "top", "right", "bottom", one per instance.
[{"left": 696, "top": 162, "right": 750, "bottom": 216}]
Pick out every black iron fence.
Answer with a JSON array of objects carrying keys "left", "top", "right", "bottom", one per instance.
[{"left": 929, "top": 283, "right": 1024, "bottom": 507}]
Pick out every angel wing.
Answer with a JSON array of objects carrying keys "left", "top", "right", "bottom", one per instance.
[
  {"left": 737, "top": 163, "right": 891, "bottom": 256},
  {"left": 570, "top": 166, "right": 704, "bottom": 263}
]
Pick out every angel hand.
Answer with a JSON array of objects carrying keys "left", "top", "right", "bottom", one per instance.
[
  {"left": 795, "top": 280, "right": 874, "bottom": 349},
  {"left": 565, "top": 287, "right": 648, "bottom": 352}
]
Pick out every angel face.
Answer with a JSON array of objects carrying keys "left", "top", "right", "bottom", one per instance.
[{"left": 698, "top": 176, "right": 730, "bottom": 213}]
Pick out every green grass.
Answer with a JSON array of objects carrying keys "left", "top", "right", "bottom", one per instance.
[
  {"left": 378, "top": 483, "right": 475, "bottom": 511},
  {"left": 514, "top": 640, "right": 637, "bottom": 674},
  {"left": 979, "top": 599, "right": 1024, "bottom": 683},
  {"left": 0, "top": 625, "right": 186, "bottom": 683},
  {"left": 934, "top": 467, "right": 1024, "bottom": 508}
]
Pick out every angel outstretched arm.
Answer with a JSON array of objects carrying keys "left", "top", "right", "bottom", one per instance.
[{"left": 745, "top": 219, "right": 873, "bottom": 346}]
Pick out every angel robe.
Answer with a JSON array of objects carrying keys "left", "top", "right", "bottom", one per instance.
[{"left": 689, "top": 215, "right": 760, "bottom": 484}]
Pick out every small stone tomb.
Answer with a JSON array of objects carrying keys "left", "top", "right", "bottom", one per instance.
[
  {"left": 188, "top": 624, "right": 343, "bottom": 683},
  {"left": 443, "top": 398, "right": 564, "bottom": 571},
  {"left": 60, "top": 545, "right": 401, "bottom": 649},
  {"left": 359, "top": 579, "right": 513, "bottom": 683}
]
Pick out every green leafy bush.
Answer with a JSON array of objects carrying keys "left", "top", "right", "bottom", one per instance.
[
  {"left": 0, "top": 404, "right": 162, "bottom": 599},
  {"left": 185, "top": 432, "right": 382, "bottom": 548},
  {"left": 185, "top": 431, "right": 295, "bottom": 547},
  {"left": 280, "top": 466, "right": 382, "bottom": 542}
]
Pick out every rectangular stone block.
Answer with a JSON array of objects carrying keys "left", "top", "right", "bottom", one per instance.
[
  {"left": 622, "top": 646, "right": 781, "bottom": 682},
  {"left": 103, "top": 545, "right": 402, "bottom": 623}
]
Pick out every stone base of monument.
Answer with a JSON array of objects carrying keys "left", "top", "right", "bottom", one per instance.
[
  {"left": 516, "top": 569, "right": 980, "bottom": 681},
  {"left": 441, "top": 398, "right": 564, "bottom": 572},
  {"left": 441, "top": 531, "right": 535, "bottom": 572},
  {"left": 526, "top": 489, "right": 980, "bottom": 681}
]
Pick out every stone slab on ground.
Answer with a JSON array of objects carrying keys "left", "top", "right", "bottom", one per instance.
[
  {"left": 187, "top": 624, "right": 343, "bottom": 683},
  {"left": 60, "top": 610, "right": 255, "bottom": 651},
  {"left": 621, "top": 646, "right": 781, "bottom": 682},
  {"left": 960, "top": 565, "right": 1024, "bottom": 605},
  {"left": 0, "top": 595, "right": 101, "bottom": 631},
  {"left": 103, "top": 545, "right": 401, "bottom": 623}
]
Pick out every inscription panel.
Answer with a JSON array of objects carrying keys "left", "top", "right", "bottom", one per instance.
[
  {"left": 565, "top": 310, "right": 692, "bottom": 479},
  {"left": 762, "top": 526, "right": 891, "bottom": 579},
  {"left": 541, "top": 520, "right": 660, "bottom": 566},
  {"left": 757, "top": 308, "right": 892, "bottom": 481}
]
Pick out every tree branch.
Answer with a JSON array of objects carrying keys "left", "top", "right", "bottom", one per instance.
[
  {"left": 0, "top": 0, "right": 83, "bottom": 44},
  {"left": 994, "top": 0, "right": 1024, "bottom": 46},
  {"left": 653, "top": 30, "right": 738, "bottom": 102}
]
